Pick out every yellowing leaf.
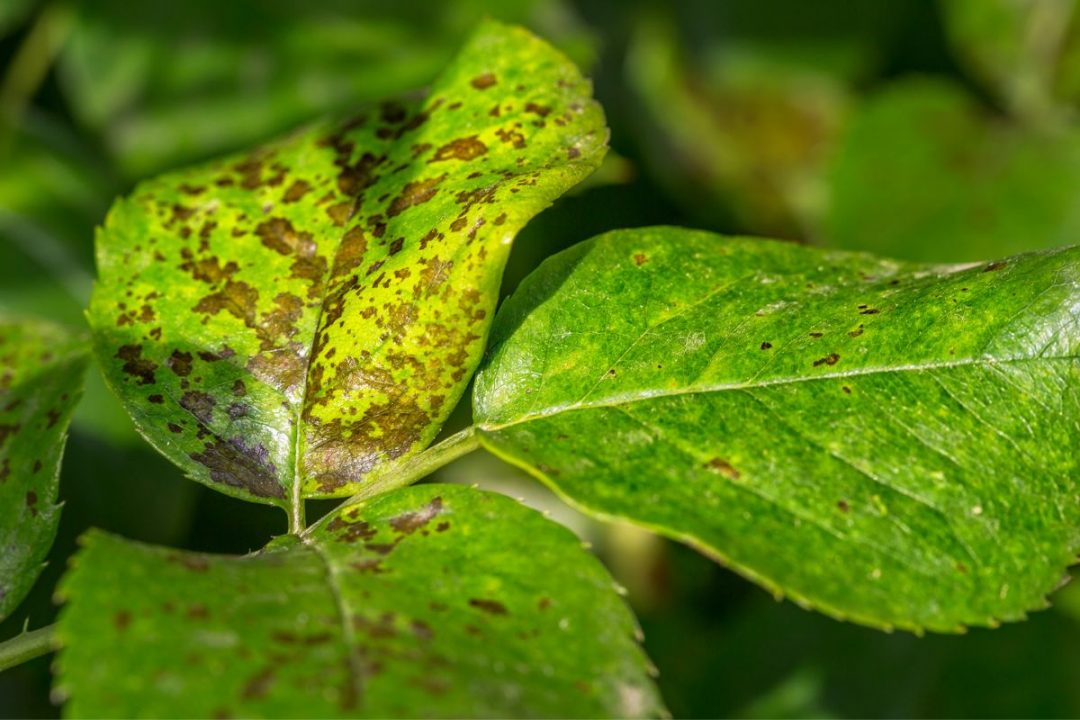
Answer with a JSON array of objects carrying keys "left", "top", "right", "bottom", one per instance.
[{"left": 87, "top": 21, "right": 607, "bottom": 520}]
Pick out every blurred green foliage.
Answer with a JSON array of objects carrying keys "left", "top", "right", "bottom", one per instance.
[{"left": 2, "top": 0, "right": 1079, "bottom": 717}]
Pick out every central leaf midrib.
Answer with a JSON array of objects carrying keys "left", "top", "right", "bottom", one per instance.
[
  {"left": 301, "top": 534, "right": 366, "bottom": 710},
  {"left": 480, "top": 352, "right": 1077, "bottom": 429}
]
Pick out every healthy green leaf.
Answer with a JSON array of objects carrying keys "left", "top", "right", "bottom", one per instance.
[
  {"left": 474, "top": 227, "right": 1080, "bottom": 632},
  {"left": 87, "top": 21, "right": 607, "bottom": 513},
  {"left": 0, "top": 315, "right": 88, "bottom": 621},
  {"left": 822, "top": 78, "right": 1080, "bottom": 262},
  {"left": 54, "top": 484, "right": 663, "bottom": 718}
]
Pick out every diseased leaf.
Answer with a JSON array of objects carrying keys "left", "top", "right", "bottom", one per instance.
[
  {"left": 0, "top": 316, "right": 89, "bottom": 620},
  {"left": 822, "top": 79, "right": 1080, "bottom": 262},
  {"left": 55, "top": 484, "right": 663, "bottom": 718},
  {"left": 474, "top": 227, "right": 1080, "bottom": 632},
  {"left": 87, "top": 21, "right": 607, "bottom": 512}
]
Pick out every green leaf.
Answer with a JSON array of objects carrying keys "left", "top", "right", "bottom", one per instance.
[
  {"left": 87, "top": 21, "right": 607, "bottom": 513},
  {"left": 941, "top": 0, "right": 1080, "bottom": 121},
  {"left": 0, "top": 315, "right": 88, "bottom": 620},
  {"left": 58, "top": 1, "right": 595, "bottom": 177},
  {"left": 625, "top": 13, "right": 848, "bottom": 239},
  {"left": 822, "top": 79, "right": 1080, "bottom": 262},
  {"left": 54, "top": 484, "right": 663, "bottom": 718},
  {"left": 0, "top": 112, "right": 138, "bottom": 446},
  {"left": 0, "top": 0, "right": 32, "bottom": 36},
  {"left": 473, "top": 226, "right": 1080, "bottom": 632}
]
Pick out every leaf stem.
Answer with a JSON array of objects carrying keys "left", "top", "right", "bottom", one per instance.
[
  {"left": 288, "top": 491, "right": 306, "bottom": 535},
  {"left": 303, "top": 426, "right": 479, "bottom": 537},
  {"left": 0, "top": 624, "right": 56, "bottom": 673}
]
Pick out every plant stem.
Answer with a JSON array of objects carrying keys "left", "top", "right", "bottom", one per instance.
[
  {"left": 0, "top": 624, "right": 56, "bottom": 673},
  {"left": 303, "top": 426, "right": 479, "bottom": 537}
]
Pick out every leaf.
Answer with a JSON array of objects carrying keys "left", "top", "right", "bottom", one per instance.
[
  {"left": 0, "top": 0, "right": 32, "bottom": 36},
  {"left": 941, "top": 0, "right": 1080, "bottom": 120},
  {"left": 87, "top": 21, "right": 607, "bottom": 512},
  {"left": 58, "top": 0, "right": 595, "bottom": 177},
  {"left": 625, "top": 14, "right": 849, "bottom": 239},
  {"left": 822, "top": 78, "right": 1080, "bottom": 262},
  {"left": 0, "top": 315, "right": 89, "bottom": 621},
  {"left": 54, "top": 484, "right": 663, "bottom": 718},
  {"left": 473, "top": 226, "right": 1080, "bottom": 632}
]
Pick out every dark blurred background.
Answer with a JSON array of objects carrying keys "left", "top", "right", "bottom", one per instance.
[{"left": 2, "top": 0, "right": 1080, "bottom": 716}]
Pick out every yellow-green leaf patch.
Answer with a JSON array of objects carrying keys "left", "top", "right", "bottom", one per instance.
[{"left": 87, "top": 21, "right": 607, "bottom": 518}]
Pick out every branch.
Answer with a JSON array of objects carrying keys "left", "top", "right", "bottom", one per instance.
[{"left": 0, "top": 624, "right": 56, "bottom": 673}]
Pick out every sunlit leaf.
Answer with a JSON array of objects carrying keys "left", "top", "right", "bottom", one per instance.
[
  {"left": 87, "top": 21, "right": 606, "bottom": 516},
  {"left": 55, "top": 484, "right": 663, "bottom": 718},
  {"left": 474, "top": 226, "right": 1080, "bottom": 632}
]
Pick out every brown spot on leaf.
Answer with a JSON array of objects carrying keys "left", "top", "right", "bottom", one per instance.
[
  {"left": 495, "top": 127, "right": 526, "bottom": 149},
  {"left": 429, "top": 136, "right": 488, "bottom": 163},
  {"left": 469, "top": 598, "right": 509, "bottom": 616},
  {"left": 179, "top": 391, "right": 215, "bottom": 424},
  {"left": 813, "top": 353, "right": 841, "bottom": 367},
  {"left": 471, "top": 73, "right": 497, "bottom": 89},
  {"left": 524, "top": 102, "right": 551, "bottom": 117},
  {"left": 190, "top": 437, "right": 283, "bottom": 499},
  {"left": 116, "top": 344, "right": 157, "bottom": 385},
  {"left": 328, "top": 516, "right": 378, "bottom": 543},
  {"left": 282, "top": 180, "right": 311, "bottom": 203},
  {"left": 193, "top": 280, "right": 259, "bottom": 326},
  {"left": 705, "top": 458, "right": 740, "bottom": 480},
  {"left": 387, "top": 175, "right": 445, "bottom": 217},
  {"left": 241, "top": 667, "right": 275, "bottom": 701},
  {"left": 168, "top": 350, "right": 194, "bottom": 377},
  {"left": 983, "top": 261, "right": 1008, "bottom": 272},
  {"left": 389, "top": 497, "right": 443, "bottom": 535}
]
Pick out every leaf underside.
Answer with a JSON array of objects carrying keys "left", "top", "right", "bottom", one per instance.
[
  {"left": 0, "top": 316, "right": 88, "bottom": 620},
  {"left": 55, "top": 485, "right": 663, "bottom": 719},
  {"left": 474, "top": 227, "right": 1080, "bottom": 632},
  {"left": 87, "top": 20, "right": 607, "bottom": 511}
]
